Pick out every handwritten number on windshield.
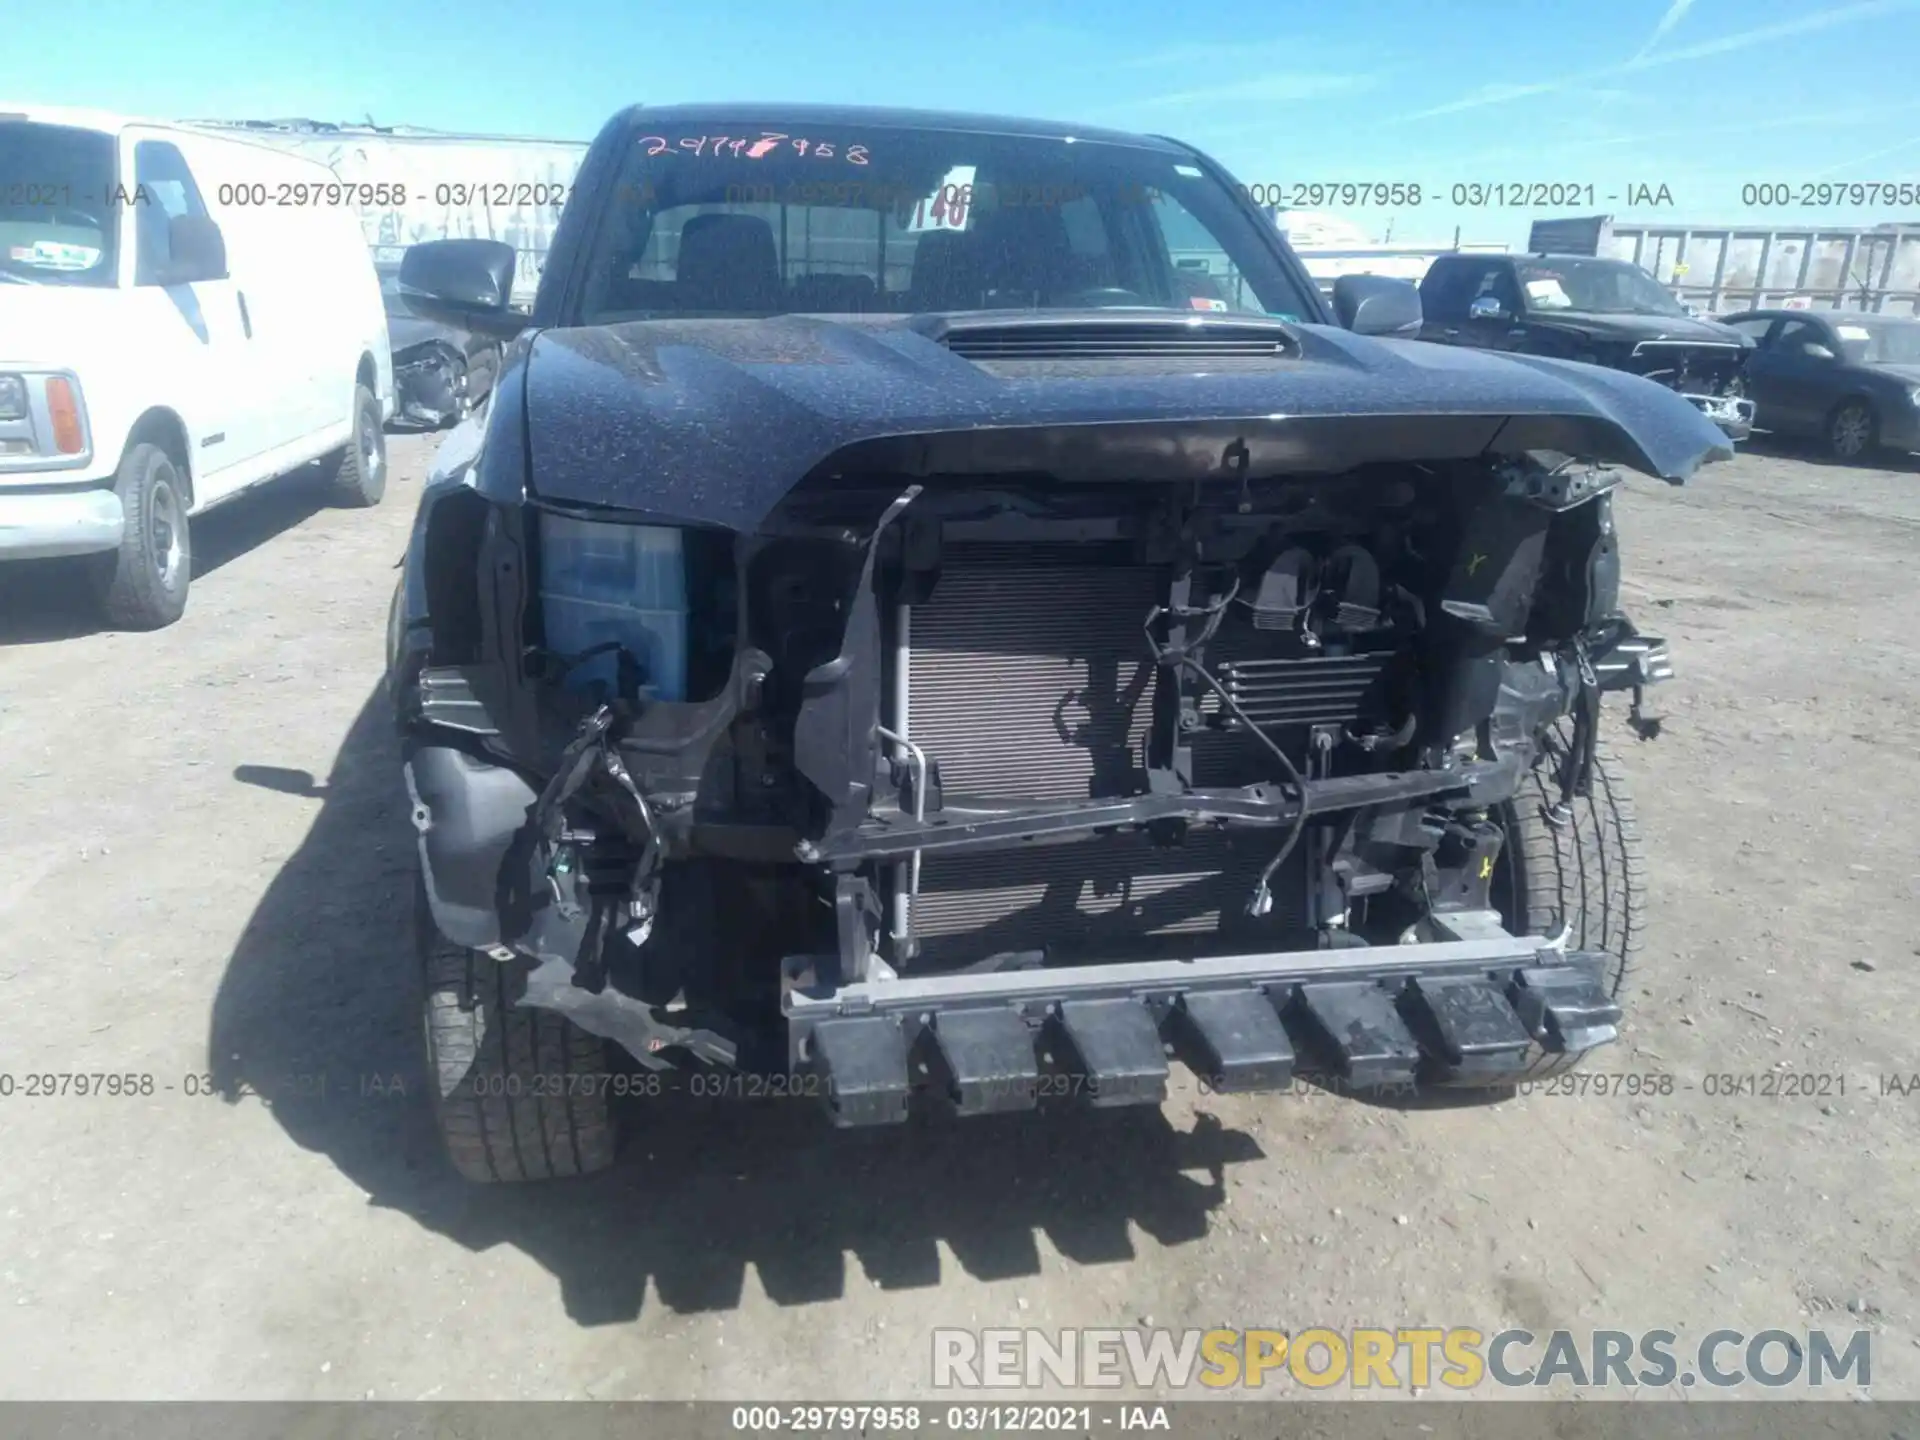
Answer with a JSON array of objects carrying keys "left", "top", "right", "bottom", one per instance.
[{"left": 635, "top": 135, "right": 870, "bottom": 165}]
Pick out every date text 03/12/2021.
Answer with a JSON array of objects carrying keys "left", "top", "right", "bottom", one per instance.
[
  {"left": 729, "top": 1405, "right": 1165, "bottom": 1433},
  {"left": 1233, "top": 181, "right": 1676, "bottom": 208}
]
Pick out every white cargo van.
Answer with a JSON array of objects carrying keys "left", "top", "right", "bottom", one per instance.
[{"left": 0, "top": 103, "right": 394, "bottom": 628}]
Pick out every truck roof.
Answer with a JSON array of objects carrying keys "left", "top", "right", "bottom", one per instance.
[
  {"left": 1, "top": 100, "right": 147, "bottom": 134},
  {"left": 2, "top": 100, "right": 334, "bottom": 166},
  {"left": 610, "top": 102, "right": 1194, "bottom": 153}
]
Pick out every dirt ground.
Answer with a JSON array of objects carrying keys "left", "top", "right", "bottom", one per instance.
[{"left": 0, "top": 433, "right": 1915, "bottom": 1401}]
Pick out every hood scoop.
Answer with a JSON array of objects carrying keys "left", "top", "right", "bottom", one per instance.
[{"left": 926, "top": 313, "right": 1302, "bottom": 363}]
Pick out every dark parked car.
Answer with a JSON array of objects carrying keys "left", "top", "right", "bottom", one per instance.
[
  {"left": 378, "top": 257, "right": 501, "bottom": 428},
  {"left": 387, "top": 102, "right": 1724, "bottom": 1183},
  {"left": 1417, "top": 253, "right": 1756, "bottom": 441},
  {"left": 1716, "top": 308, "right": 1920, "bottom": 460}
]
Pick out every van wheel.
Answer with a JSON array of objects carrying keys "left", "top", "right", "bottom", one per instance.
[
  {"left": 416, "top": 879, "right": 619, "bottom": 1183},
  {"left": 322, "top": 384, "right": 387, "bottom": 507},
  {"left": 92, "top": 441, "right": 191, "bottom": 630}
]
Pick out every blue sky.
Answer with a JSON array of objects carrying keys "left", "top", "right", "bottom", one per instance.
[{"left": 13, "top": 0, "right": 1920, "bottom": 246}]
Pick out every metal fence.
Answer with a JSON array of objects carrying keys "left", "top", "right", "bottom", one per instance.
[{"left": 1529, "top": 215, "right": 1920, "bottom": 316}]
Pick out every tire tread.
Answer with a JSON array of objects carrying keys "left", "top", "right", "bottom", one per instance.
[
  {"left": 416, "top": 886, "right": 617, "bottom": 1183},
  {"left": 95, "top": 442, "right": 190, "bottom": 630},
  {"left": 1492, "top": 720, "right": 1644, "bottom": 1082},
  {"left": 323, "top": 384, "right": 387, "bottom": 508}
]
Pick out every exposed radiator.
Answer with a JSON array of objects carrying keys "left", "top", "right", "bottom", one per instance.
[
  {"left": 905, "top": 544, "right": 1157, "bottom": 802},
  {"left": 898, "top": 544, "right": 1357, "bottom": 967}
]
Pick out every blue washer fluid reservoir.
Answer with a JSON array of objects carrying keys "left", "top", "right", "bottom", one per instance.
[{"left": 537, "top": 514, "right": 689, "bottom": 702}]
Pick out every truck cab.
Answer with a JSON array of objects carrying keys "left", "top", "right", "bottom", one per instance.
[{"left": 0, "top": 103, "right": 395, "bottom": 628}]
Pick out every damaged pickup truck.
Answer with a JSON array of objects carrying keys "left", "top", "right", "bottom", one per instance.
[
  {"left": 1416, "top": 252, "right": 1758, "bottom": 441},
  {"left": 387, "top": 104, "right": 1724, "bottom": 1183}
]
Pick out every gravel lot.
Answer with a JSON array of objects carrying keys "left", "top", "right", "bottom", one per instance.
[{"left": 0, "top": 434, "right": 1915, "bottom": 1400}]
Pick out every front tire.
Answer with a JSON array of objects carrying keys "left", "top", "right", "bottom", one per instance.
[
  {"left": 1828, "top": 399, "right": 1878, "bottom": 461},
  {"left": 321, "top": 384, "right": 388, "bottom": 507},
  {"left": 92, "top": 440, "right": 191, "bottom": 630},
  {"left": 1485, "top": 722, "right": 1644, "bottom": 1082},
  {"left": 416, "top": 880, "right": 619, "bottom": 1182}
]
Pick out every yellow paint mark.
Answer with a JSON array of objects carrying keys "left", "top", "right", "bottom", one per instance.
[
  {"left": 1466, "top": 552, "right": 1487, "bottom": 576},
  {"left": 1478, "top": 855, "right": 1493, "bottom": 880}
]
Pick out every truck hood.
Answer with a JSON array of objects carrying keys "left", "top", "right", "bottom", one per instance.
[
  {"left": 521, "top": 311, "right": 1734, "bottom": 531},
  {"left": 1523, "top": 309, "right": 1750, "bottom": 348}
]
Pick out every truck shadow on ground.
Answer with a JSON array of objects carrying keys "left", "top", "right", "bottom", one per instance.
[
  {"left": 208, "top": 686, "right": 1264, "bottom": 1326},
  {"left": 1738, "top": 431, "right": 1920, "bottom": 472},
  {"left": 0, "top": 465, "right": 334, "bottom": 645}
]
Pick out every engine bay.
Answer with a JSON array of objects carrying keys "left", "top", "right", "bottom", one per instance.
[{"left": 486, "top": 454, "right": 1635, "bottom": 995}]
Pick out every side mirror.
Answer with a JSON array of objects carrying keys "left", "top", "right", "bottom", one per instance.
[
  {"left": 1467, "top": 293, "right": 1509, "bottom": 322},
  {"left": 157, "top": 214, "right": 228, "bottom": 285},
  {"left": 398, "top": 239, "right": 523, "bottom": 339},
  {"left": 1332, "top": 274, "right": 1423, "bottom": 338},
  {"left": 1803, "top": 342, "right": 1836, "bottom": 361}
]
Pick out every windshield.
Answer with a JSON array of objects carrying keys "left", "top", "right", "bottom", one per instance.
[
  {"left": 1516, "top": 257, "right": 1686, "bottom": 318},
  {"left": 1830, "top": 316, "right": 1920, "bottom": 366},
  {"left": 575, "top": 124, "right": 1315, "bottom": 325},
  {"left": 0, "top": 121, "right": 119, "bottom": 287}
]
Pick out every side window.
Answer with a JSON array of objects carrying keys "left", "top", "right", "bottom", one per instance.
[
  {"left": 132, "top": 140, "right": 210, "bottom": 286},
  {"left": 1477, "top": 263, "right": 1523, "bottom": 316},
  {"left": 1418, "top": 260, "right": 1473, "bottom": 319},
  {"left": 1773, "top": 319, "right": 1830, "bottom": 358},
  {"left": 1059, "top": 195, "right": 1107, "bottom": 259},
  {"left": 1722, "top": 316, "right": 1777, "bottom": 348},
  {"left": 1149, "top": 189, "right": 1258, "bottom": 312}
]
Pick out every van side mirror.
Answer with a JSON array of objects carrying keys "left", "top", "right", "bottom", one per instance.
[
  {"left": 398, "top": 239, "right": 524, "bottom": 339},
  {"left": 157, "top": 215, "right": 228, "bottom": 285},
  {"left": 1332, "top": 274, "right": 1423, "bottom": 337}
]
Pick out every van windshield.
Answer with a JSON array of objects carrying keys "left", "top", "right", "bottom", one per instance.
[
  {"left": 574, "top": 123, "right": 1315, "bottom": 325},
  {"left": 0, "top": 122, "right": 119, "bottom": 287}
]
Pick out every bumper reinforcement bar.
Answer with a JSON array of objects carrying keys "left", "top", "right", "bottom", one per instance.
[
  {"left": 780, "top": 930, "right": 1621, "bottom": 1127},
  {"left": 800, "top": 761, "right": 1518, "bottom": 865}
]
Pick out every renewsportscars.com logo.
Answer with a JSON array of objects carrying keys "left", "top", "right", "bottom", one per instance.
[{"left": 931, "top": 1327, "right": 1873, "bottom": 1392}]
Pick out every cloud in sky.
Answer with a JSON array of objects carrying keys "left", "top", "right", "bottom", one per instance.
[
  {"left": 1131, "top": 70, "right": 1388, "bottom": 110},
  {"left": 1808, "top": 129, "right": 1920, "bottom": 177},
  {"left": 1631, "top": 0, "right": 1698, "bottom": 61},
  {"left": 1107, "top": 37, "right": 1305, "bottom": 70},
  {"left": 1380, "top": 95, "right": 1920, "bottom": 177},
  {"left": 1402, "top": 0, "right": 1917, "bottom": 121}
]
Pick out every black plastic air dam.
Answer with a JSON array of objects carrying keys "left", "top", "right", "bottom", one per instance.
[
  {"left": 405, "top": 744, "right": 539, "bottom": 950},
  {"left": 780, "top": 938, "right": 1622, "bottom": 1126}
]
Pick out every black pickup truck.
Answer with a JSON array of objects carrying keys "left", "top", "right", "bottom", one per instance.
[
  {"left": 1417, "top": 252, "right": 1756, "bottom": 441},
  {"left": 386, "top": 102, "right": 1721, "bottom": 1182}
]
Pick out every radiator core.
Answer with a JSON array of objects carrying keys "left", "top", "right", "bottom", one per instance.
[{"left": 898, "top": 544, "right": 1354, "bottom": 967}]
